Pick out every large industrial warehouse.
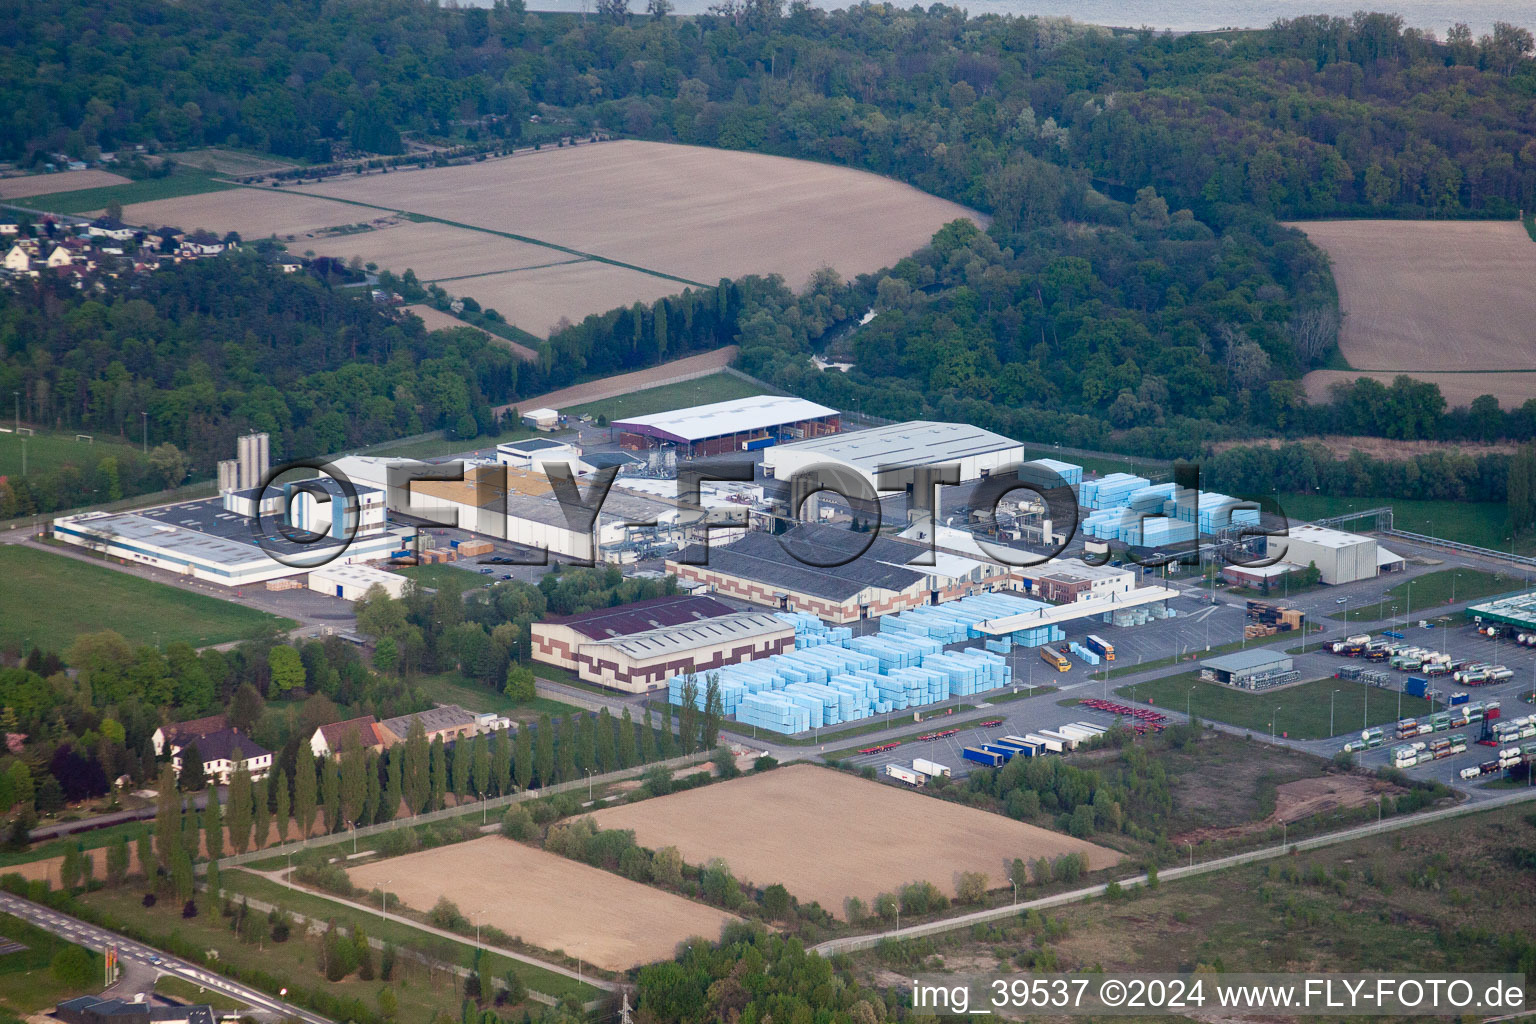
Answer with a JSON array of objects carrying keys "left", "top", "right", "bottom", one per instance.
[
  {"left": 531, "top": 594, "right": 795, "bottom": 691},
  {"left": 760, "top": 420, "right": 1025, "bottom": 489},
  {"left": 668, "top": 522, "right": 1010, "bottom": 622},
  {"left": 1264, "top": 524, "right": 1404, "bottom": 585},
  {"left": 612, "top": 395, "right": 840, "bottom": 457}
]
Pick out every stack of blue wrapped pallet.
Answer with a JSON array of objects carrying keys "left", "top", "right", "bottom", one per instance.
[
  {"left": 1080, "top": 473, "right": 1150, "bottom": 509},
  {"left": 1067, "top": 641, "right": 1101, "bottom": 666}
]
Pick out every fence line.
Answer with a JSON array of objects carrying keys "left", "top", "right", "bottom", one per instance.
[{"left": 214, "top": 750, "right": 713, "bottom": 870}]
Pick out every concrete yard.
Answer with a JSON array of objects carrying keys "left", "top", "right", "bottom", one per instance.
[
  {"left": 346, "top": 835, "right": 740, "bottom": 971},
  {"left": 587, "top": 763, "right": 1120, "bottom": 916}
]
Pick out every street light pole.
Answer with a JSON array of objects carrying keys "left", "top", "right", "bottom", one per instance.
[
  {"left": 1330, "top": 689, "right": 1337, "bottom": 737},
  {"left": 1271, "top": 707, "right": 1281, "bottom": 743}
]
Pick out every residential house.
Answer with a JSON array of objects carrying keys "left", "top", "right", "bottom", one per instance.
[
  {"left": 170, "top": 726, "right": 272, "bottom": 785},
  {"left": 2, "top": 244, "right": 28, "bottom": 273},
  {"left": 151, "top": 712, "right": 228, "bottom": 757},
  {"left": 45, "top": 245, "right": 73, "bottom": 268},
  {"left": 87, "top": 216, "right": 136, "bottom": 242},
  {"left": 309, "top": 715, "right": 383, "bottom": 760}
]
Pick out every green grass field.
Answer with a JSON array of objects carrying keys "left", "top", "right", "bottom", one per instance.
[
  {"left": 1331, "top": 568, "right": 1522, "bottom": 621},
  {"left": 0, "top": 914, "right": 103, "bottom": 1012},
  {"left": 154, "top": 975, "right": 249, "bottom": 1010},
  {"left": 413, "top": 670, "right": 584, "bottom": 720},
  {"left": 396, "top": 562, "right": 481, "bottom": 592},
  {"left": 350, "top": 425, "right": 537, "bottom": 462},
  {"left": 1270, "top": 492, "right": 1533, "bottom": 555},
  {"left": 1117, "top": 672, "right": 1435, "bottom": 739},
  {"left": 0, "top": 546, "right": 294, "bottom": 652},
  {"left": 17, "top": 172, "right": 237, "bottom": 215},
  {"left": 561, "top": 372, "right": 770, "bottom": 421},
  {"left": 0, "top": 428, "right": 133, "bottom": 480}
]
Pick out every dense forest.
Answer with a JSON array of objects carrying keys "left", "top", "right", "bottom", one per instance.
[
  {"left": 0, "top": 257, "right": 746, "bottom": 515},
  {"left": 7, "top": 0, "right": 1534, "bottom": 220}
]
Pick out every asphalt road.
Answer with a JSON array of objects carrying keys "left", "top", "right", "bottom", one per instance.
[{"left": 0, "top": 890, "right": 329, "bottom": 1024}]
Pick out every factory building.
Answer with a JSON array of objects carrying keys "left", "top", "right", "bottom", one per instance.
[
  {"left": 611, "top": 395, "right": 840, "bottom": 457},
  {"left": 51, "top": 491, "right": 413, "bottom": 587},
  {"left": 760, "top": 421, "right": 1024, "bottom": 490},
  {"left": 667, "top": 522, "right": 1010, "bottom": 623},
  {"left": 1468, "top": 588, "right": 1536, "bottom": 631},
  {"left": 308, "top": 563, "right": 410, "bottom": 602},
  {"left": 402, "top": 463, "right": 683, "bottom": 563},
  {"left": 1012, "top": 558, "right": 1136, "bottom": 604},
  {"left": 531, "top": 594, "right": 795, "bottom": 692},
  {"left": 496, "top": 437, "right": 585, "bottom": 472},
  {"left": 1265, "top": 524, "right": 1397, "bottom": 586},
  {"left": 1199, "top": 649, "right": 1299, "bottom": 691}
]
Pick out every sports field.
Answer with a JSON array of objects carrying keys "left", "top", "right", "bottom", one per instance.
[
  {"left": 1289, "top": 220, "right": 1536, "bottom": 405},
  {"left": 347, "top": 835, "right": 738, "bottom": 970},
  {"left": 0, "top": 545, "right": 293, "bottom": 651},
  {"left": 586, "top": 764, "right": 1119, "bottom": 915},
  {"left": 0, "top": 428, "right": 132, "bottom": 480}
]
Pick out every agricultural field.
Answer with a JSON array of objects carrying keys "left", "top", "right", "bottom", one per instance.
[
  {"left": 1302, "top": 369, "right": 1536, "bottom": 411},
  {"left": 309, "top": 221, "right": 565, "bottom": 281},
  {"left": 346, "top": 835, "right": 739, "bottom": 971},
  {"left": 854, "top": 802, "right": 1536, "bottom": 983},
  {"left": 1290, "top": 220, "right": 1536, "bottom": 406},
  {"left": 1331, "top": 568, "right": 1520, "bottom": 621},
  {"left": 17, "top": 172, "right": 237, "bottom": 216},
  {"left": 0, "top": 545, "right": 294, "bottom": 651},
  {"left": 1116, "top": 673, "right": 1433, "bottom": 740},
  {"left": 458, "top": 259, "right": 691, "bottom": 339},
  {"left": 299, "top": 141, "right": 982, "bottom": 289},
  {"left": 586, "top": 764, "right": 1119, "bottom": 915},
  {"left": 0, "top": 168, "right": 129, "bottom": 198},
  {"left": 561, "top": 372, "right": 771, "bottom": 422},
  {"left": 113, "top": 186, "right": 373, "bottom": 240}
]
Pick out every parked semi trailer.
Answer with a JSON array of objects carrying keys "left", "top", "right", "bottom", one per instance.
[
  {"left": 1025, "top": 732, "right": 1064, "bottom": 753},
  {"left": 1085, "top": 635, "right": 1116, "bottom": 660},
  {"left": 962, "top": 746, "right": 1004, "bottom": 767},
  {"left": 1038, "top": 728, "right": 1080, "bottom": 750},
  {"left": 913, "top": 758, "right": 951, "bottom": 778},
  {"left": 885, "top": 764, "right": 925, "bottom": 786}
]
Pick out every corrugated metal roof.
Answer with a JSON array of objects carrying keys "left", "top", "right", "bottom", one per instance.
[
  {"left": 582, "top": 611, "right": 792, "bottom": 660},
  {"left": 612, "top": 395, "right": 837, "bottom": 444},
  {"left": 1202, "top": 648, "right": 1293, "bottom": 673},
  {"left": 763, "top": 420, "right": 1021, "bottom": 473},
  {"left": 546, "top": 594, "right": 740, "bottom": 639}
]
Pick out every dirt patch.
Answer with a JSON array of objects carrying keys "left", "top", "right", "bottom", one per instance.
[
  {"left": 0, "top": 169, "right": 131, "bottom": 198},
  {"left": 587, "top": 763, "right": 1120, "bottom": 917},
  {"left": 346, "top": 834, "right": 738, "bottom": 970},
  {"left": 494, "top": 346, "right": 738, "bottom": 415},
  {"left": 1286, "top": 220, "right": 1536, "bottom": 374},
  {"left": 1174, "top": 773, "right": 1400, "bottom": 845}
]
